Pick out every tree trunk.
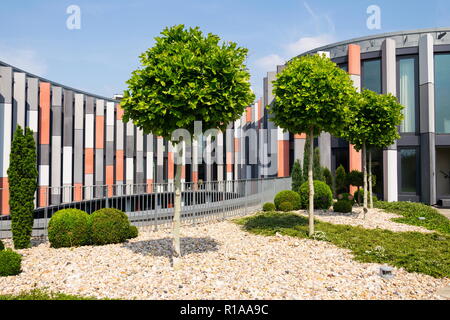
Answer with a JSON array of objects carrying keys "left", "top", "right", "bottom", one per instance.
[
  {"left": 362, "top": 143, "right": 368, "bottom": 218},
  {"left": 369, "top": 150, "right": 373, "bottom": 209},
  {"left": 308, "top": 128, "right": 315, "bottom": 236},
  {"left": 173, "top": 159, "right": 182, "bottom": 261}
]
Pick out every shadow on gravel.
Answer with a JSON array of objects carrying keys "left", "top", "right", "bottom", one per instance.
[{"left": 122, "top": 237, "right": 220, "bottom": 259}]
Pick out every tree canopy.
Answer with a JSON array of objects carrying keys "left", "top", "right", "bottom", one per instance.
[
  {"left": 271, "top": 54, "right": 357, "bottom": 137},
  {"left": 121, "top": 24, "right": 255, "bottom": 140}
]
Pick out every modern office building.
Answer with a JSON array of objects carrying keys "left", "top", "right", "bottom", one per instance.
[{"left": 264, "top": 27, "right": 450, "bottom": 205}]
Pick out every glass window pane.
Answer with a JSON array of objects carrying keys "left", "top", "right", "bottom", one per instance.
[
  {"left": 362, "top": 59, "right": 381, "bottom": 93},
  {"left": 400, "top": 149, "right": 417, "bottom": 193},
  {"left": 435, "top": 54, "right": 450, "bottom": 133},
  {"left": 399, "top": 58, "right": 416, "bottom": 133}
]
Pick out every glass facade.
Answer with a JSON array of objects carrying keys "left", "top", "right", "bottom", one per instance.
[
  {"left": 400, "top": 149, "right": 417, "bottom": 193},
  {"left": 362, "top": 59, "right": 381, "bottom": 93},
  {"left": 398, "top": 57, "right": 417, "bottom": 133},
  {"left": 435, "top": 54, "right": 450, "bottom": 134}
]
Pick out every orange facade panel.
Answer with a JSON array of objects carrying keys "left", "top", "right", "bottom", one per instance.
[
  {"left": 348, "top": 44, "right": 361, "bottom": 76},
  {"left": 39, "top": 82, "right": 51, "bottom": 145}
]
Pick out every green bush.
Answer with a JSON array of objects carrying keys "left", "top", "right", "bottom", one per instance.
[
  {"left": 274, "top": 191, "right": 301, "bottom": 211},
  {"left": 262, "top": 203, "right": 276, "bottom": 212},
  {"left": 334, "top": 165, "right": 347, "bottom": 194},
  {"left": 354, "top": 189, "right": 378, "bottom": 204},
  {"left": 333, "top": 200, "right": 353, "bottom": 213},
  {"left": 128, "top": 225, "right": 139, "bottom": 240},
  {"left": 48, "top": 209, "right": 90, "bottom": 248},
  {"left": 323, "top": 167, "right": 334, "bottom": 193},
  {"left": 337, "top": 193, "right": 355, "bottom": 203},
  {"left": 299, "top": 180, "right": 333, "bottom": 210},
  {"left": 291, "top": 160, "right": 304, "bottom": 193},
  {"left": 89, "top": 208, "right": 131, "bottom": 245},
  {"left": 279, "top": 202, "right": 294, "bottom": 212},
  {"left": 0, "top": 240, "right": 4, "bottom": 251},
  {"left": 0, "top": 249, "right": 22, "bottom": 277}
]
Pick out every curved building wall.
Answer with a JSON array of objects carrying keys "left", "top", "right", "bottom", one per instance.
[{"left": 264, "top": 28, "right": 450, "bottom": 205}]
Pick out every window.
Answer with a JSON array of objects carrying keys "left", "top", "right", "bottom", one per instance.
[
  {"left": 435, "top": 54, "right": 450, "bottom": 133},
  {"left": 398, "top": 56, "right": 417, "bottom": 133},
  {"left": 362, "top": 59, "right": 381, "bottom": 93},
  {"left": 400, "top": 149, "right": 418, "bottom": 193}
]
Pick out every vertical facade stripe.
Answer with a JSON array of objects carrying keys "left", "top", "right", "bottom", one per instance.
[
  {"left": 13, "top": 72, "right": 26, "bottom": 132},
  {"left": 38, "top": 82, "right": 51, "bottom": 207},
  {"left": 105, "top": 101, "right": 115, "bottom": 197},
  {"left": 26, "top": 77, "right": 39, "bottom": 143},
  {"left": 135, "top": 128, "right": 144, "bottom": 186},
  {"left": 0, "top": 67, "right": 13, "bottom": 214},
  {"left": 50, "top": 86, "right": 62, "bottom": 204},
  {"left": 85, "top": 97, "right": 95, "bottom": 199},
  {"left": 95, "top": 99, "right": 105, "bottom": 197},
  {"left": 146, "top": 134, "right": 154, "bottom": 192},
  {"left": 62, "top": 90, "right": 74, "bottom": 203},
  {"left": 73, "top": 94, "right": 84, "bottom": 201},
  {"left": 115, "top": 103, "right": 124, "bottom": 194},
  {"left": 125, "top": 121, "right": 135, "bottom": 187}
]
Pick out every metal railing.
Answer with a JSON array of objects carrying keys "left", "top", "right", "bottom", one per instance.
[{"left": 0, "top": 177, "right": 291, "bottom": 240}]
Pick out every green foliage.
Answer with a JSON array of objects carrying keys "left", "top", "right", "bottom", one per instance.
[
  {"left": 48, "top": 209, "right": 91, "bottom": 248},
  {"left": 340, "top": 89, "right": 404, "bottom": 151},
  {"left": 7, "top": 126, "right": 38, "bottom": 249},
  {"left": 0, "top": 249, "right": 22, "bottom": 277},
  {"left": 262, "top": 202, "right": 276, "bottom": 212},
  {"left": 291, "top": 160, "right": 304, "bottom": 193},
  {"left": 375, "top": 202, "right": 450, "bottom": 235},
  {"left": 333, "top": 200, "right": 353, "bottom": 213},
  {"left": 322, "top": 167, "right": 333, "bottom": 193},
  {"left": 274, "top": 191, "right": 301, "bottom": 211},
  {"left": 121, "top": 24, "right": 255, "bottom": 139},
  {"left": 271, "top": 54, "right": 357, "bottom": 138},
  {"left": 334, "top": 165, "right": 347, "bottom": 195},
  {"left": 89, "top": 208, "right": 131, "bottom": 245},
  {"left": 279, "top": 202, "right": 294, "bottom": 212},
  {"left": 337, "top": 193, "right": 355, "bottom": 203},
  {"left": 128, "top": 225, "right": 139, "bottom": 240},
  {"left": 299, "top": 180, "right": 333, "bottom": 210},
  {"left": 346, "top": 170, "right": 363, "bottom": 188},
  {"left": 235, "top": 212, "right": 450, "bottom": 278},
  {"left": 354, "top": 190, "right": 378, "bottom": 205},
  {"left": 0, "top": 289, "right": 100, "bottom": 300},
  {"left": 313, "top": 148, "right": 324, "bottom": 182},
  {"left": 0, "top": 239, "right": 4, "bottom": 251}
]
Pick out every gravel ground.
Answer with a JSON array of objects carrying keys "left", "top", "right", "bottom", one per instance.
[
  {"left": 299, "top": 207, "right": 433, "bottom": 233},
  {"left": 1, "top": 210, "right": 448, "bottom": 300}
]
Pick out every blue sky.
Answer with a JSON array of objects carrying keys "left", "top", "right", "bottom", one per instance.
[{"left": 1, "top": 0, "right": 449, "bottom": 100}]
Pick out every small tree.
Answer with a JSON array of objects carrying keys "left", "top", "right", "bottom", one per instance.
[
  {"left": 291, "top": 160, "right": 304, "bottom": 193},
  {"left": 346, "top": 170, "right": 363, "bottom": 204},
  {"left": 7, "top": 126, "right": 38, "bottom": 249},
  {"left": 335, "top": 165, "right": 347, "bottom": 195},
  {"left": 322, "top": 167, "right": 333, "bottom": 194},
  {"left": 313, "top": 148, "right": 324, "bottom": 182},
  {"left": 272, "top": 54, "right": 357, "bottom": 236},
  {"left": 121, "top": 25, "right": 254, "bottom": 260},
  {"left": 341, "top": 89, "right": 403, "bottom": 213}
]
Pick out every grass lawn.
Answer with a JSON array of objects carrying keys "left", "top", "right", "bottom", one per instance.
[
  {"left": 235, "top": 212, "right": 450, "bottom": 278},
  {"left": 0, "top": 289, "right": 100, "bottom": 300},
  {"left": 375, "top": 201, "right": 450, "bottom": 235}
]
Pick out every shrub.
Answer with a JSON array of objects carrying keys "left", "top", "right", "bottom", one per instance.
[
  {"left": 279, "top": 202, "right": 294, "bottom": 212},
  {"left": 89, "top": 208, "right": 131, "bottom": 245},
  {"left": 291, "top": 160, "right": 304, "bottom": 193},
  {"left": 128, "top": 225, "right": 139, "bottom": 240},
  {"left": 262, "top": 203, "right": 276, "bottom": 212},
  {"left": 322, "top": 167, "right": 334, "bottom": 194},
  {"left": 337, "top": 193, "right": 355, "bottom": 203},
  {"left": 299, "top": 180, "right": 333, "bottom": 210},
  {"left": 0, "top": 240, "right": 4, "bottom": 251},
  {"left": 354, "top": 189, "right": 378, "bottom": 205},
  {"left": 0, "top": 250, "right": 22, "bottom": 277},
  {"left": 334, "top": 200, "right": 353, "bottom": 213},
  {"left": 48, "top": 209, "right": 90, "bottom": 248},
  {"left": 274, "top": 191, "right": 301, "bottom": 211},
  {"left": 335, "top": 165, "right": 347, "bottom": 194},
  {"left": 346, "top": 170, "right": 363, "bottom": 190}
]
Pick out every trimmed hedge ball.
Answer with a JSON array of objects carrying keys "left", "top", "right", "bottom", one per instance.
[
  {"left": 0, "top": 249, "right": 22, "bottom": 277},
  {"left": 299, "top": 180, "right": 333, "bottom": 210},
  {"left": 333, "top": 199, "right": 353, "bottom": 213},
  {"left": 274, "top": 191, "right": 301, "bottom": 211},
  {"left": 263, "top": 203, "right": 276, "bottom": 212},
  {"left": 279, "top": 202, "right": 294, "bottom": 212},
  {"left": 89, "top": 208, "right": 131, "bottom": 245},
  {"left": 128, "top": 225, "right": 139, "bottom": 240},
  {"left": 48, "top": 209, "right": 91, "bottom": 248}
]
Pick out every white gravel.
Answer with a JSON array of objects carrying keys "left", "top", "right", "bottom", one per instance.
[{"left": 0, "top": 211, "right": 448, "bottom": 300}]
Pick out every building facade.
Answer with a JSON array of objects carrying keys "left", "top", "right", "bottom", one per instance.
[{"left": 264, "top": 28, "right": 450, "bottom": 205}]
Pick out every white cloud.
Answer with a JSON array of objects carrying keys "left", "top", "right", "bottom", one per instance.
[
  {"left": 0, "top": 45, "right": 47, "bottom": 76},
  {"left": 285, "top": 33, "right": 336, "bottom": 57},
  {"left": 255, "top": 54, "right": 285, "bottom": 71}
]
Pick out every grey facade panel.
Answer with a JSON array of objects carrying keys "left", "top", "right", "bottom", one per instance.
[
  {"left": 420, "top": 133, "right": 436, "bottom": 205},
  {"left": 0, "top": 67, "right": 12, "bottom": 103},
  {"left": 39, "top": 145, "right": 50, "bottom": 165},
  {"left": 63, "top": 90, "right": 74, "bottom": 147},
  {"left": 73, "top": 130, "right": 84, "bottom": 184}
]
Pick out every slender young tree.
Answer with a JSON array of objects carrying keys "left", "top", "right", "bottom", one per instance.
[
  {"left": 7, "top": 126, "right": 38, "bottom": 249},
  {"left": 121, "top": 25, "right": 254, "bottom": 261},
  {"left": 341, "top": 89, "right": 403, "bottom": 214},
  {"left": 291, "top": 160, "right": 304, "bottom": 193},
  {"left": 272, "top": 54, "right": 357, "bottom": 236}
]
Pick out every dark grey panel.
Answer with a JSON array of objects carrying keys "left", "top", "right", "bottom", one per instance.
[
  {"left": 398, "top": 134, "right": 420, "bottom": 146},
  {"left": 397, "top": 47, "right": 419, "bottom": 55},
  {"left": 63, "top": 90, "right": 74, "bottom": 146},
  {"left": 105, "top": 141, "right": 114, "bottom": 165},
  {"left": 420, "top": 133, "right": 436, "bottom": 204},
  {"left": 39, "top": 145, "right": 50, "bottom": 165},
  {"left": 435, "top": 135, "right": 450, "bottom": 146},
  {"left": 126, "top": 136, "right": 134, "bottom": 157}
]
